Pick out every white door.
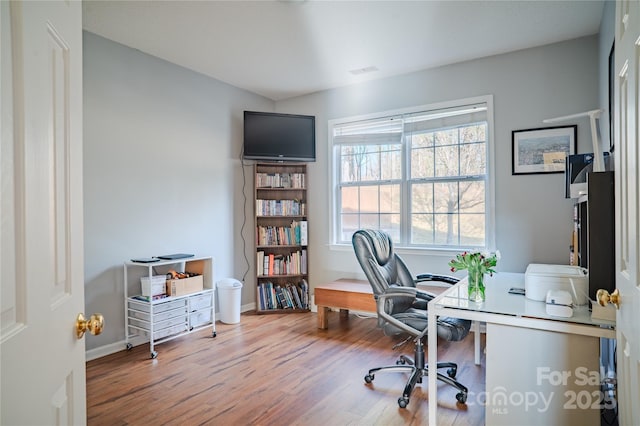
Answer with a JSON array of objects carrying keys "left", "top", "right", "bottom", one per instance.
[
  {"left": 613, "top": 1, "right": 640, "bottom": 424},
  {"left": 1, "top": 1, "right": 87, "bottom": 424}
]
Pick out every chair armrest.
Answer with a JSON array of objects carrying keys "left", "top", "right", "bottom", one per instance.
[
  {"left": 376, "top": 287, "right": 437, "bottom": 339},
  {"left": 380, "top": 285, "right": 436, "bottom": 301},
  {"left": 415, "top": 273, "right": 459, "bottom": 287}
]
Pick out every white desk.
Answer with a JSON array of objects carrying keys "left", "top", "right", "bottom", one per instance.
[{"left": 427, "top": 273, "right": 615, "bottom": 425}]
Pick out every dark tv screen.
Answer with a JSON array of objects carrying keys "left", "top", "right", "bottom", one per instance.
[{"left": 243, "top": 111, "right": 316, "bottom": 162}]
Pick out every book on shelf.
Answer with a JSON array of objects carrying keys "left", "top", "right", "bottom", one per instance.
[
  {"left": 275, "top": 285, "right": 289, "bottom": 309},
  {"left": 258, "top": 284, "right": 264, "bottom": 310},
  {"left": 260, "top": 282, "right": 268, "bottom": 310},
  {"left": 258, "top": 282, "right": 274, "bottom": 310},
  {"left": 266, "top": 282, "right": 276, "bottom": 309},
  {"left": 294, "top": 221, "right": 301, "bottom": 245},
  {"left": 300, "top": 279, "right": 309, "bottom": 309},
  {"left": 280, "top": 285, "right": 295, "bottom": 309},
  {"left": 289, "top": 283, "right": 303, "bottom": 309},
  {"left": 257, "top": 251, "right": 264, "bottom": 274},
  {"left": 268, "top": 254, "right": 274, "bottom": 276},
  {"left": 300, "top": 220, "right": 308, "bottom": 245}
]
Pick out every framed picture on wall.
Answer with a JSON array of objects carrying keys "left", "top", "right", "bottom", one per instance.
[
  {"left": 512, "top": 125, "right": 577, "bottom": 175},
  {"left": 608, "top": 42, "right": 615, "bottom": 152}
]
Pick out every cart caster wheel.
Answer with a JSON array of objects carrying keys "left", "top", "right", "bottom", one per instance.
[
  {"left": 398, "top": 397, "right": 409, "bottom": 408},
  {"left": 212, "top": 331, "right": 217, "bottom": 338},
  {"left": 364, "top": 374, "right": 374, "bottom": 383},
  {"left": 447, "top": 367, "right": 457, "bottom": 378},
  {"left": 150, "top": 351, "right": 158, "bottom": 359},
  {"left": 126, "top": 343, "right": 133, "bottom": 351},
  {"left": 456, "top": 391, "right": 468, "bottom": 404}
]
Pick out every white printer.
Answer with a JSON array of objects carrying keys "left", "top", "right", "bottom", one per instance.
[{"left": 524, "top": 264, "right": 589, "bottom": 306}]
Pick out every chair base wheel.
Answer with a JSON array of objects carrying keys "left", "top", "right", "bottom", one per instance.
[
  {"left": 398, "top": 397, "right": 409, "bottom": 408},
  {"left": 364, "top": 374, "right": 374, "bottom": 383},
  {"left": 447, "top": 367, "right": 457, "bottom": 378},
  {"left": 456, "top": 391, "right": 467, "bottom": 404}
]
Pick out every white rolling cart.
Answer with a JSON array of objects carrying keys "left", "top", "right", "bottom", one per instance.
[{"left": 124, "top": 255, "right": 216, "bottom": 359}]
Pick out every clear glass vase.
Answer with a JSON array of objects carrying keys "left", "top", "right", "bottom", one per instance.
[{"left": 468, "top": 268, "right": 486, "bottom": 302}]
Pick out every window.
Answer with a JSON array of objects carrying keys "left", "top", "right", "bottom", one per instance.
[{"left": 330, "top": 96, "right": 494, "bottom": 250}]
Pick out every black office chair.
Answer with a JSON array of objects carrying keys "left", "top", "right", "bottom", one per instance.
[{"left": 352, "top": 229, "right": 471, "bottom": 408}]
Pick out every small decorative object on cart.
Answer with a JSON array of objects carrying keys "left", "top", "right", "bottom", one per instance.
[
  {"left": 166, "top": 269, "right": 203, "bottom": 297},
  {"left": 448, "top": 250, "right": 500, "bottom": 302}
]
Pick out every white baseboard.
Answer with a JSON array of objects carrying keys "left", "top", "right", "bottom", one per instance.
[
  {"left": 86, "top": 305, "right": 256, "bottom": 362},
  {"left": 241, "top": 302, "right": 255, "bottom": 312},
  {"left": 86, "top": 341, "right": 121, "bottom": 362}
]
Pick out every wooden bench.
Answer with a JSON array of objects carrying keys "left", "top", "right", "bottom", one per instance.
[
  {"left": 314, "top": 279, "right": 375, "bottom": 329},
  {"left": 314, "top": 278, "right": 452, "bottom": 330}
]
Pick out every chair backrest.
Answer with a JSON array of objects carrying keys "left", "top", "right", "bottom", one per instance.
[
  {"left": 352, "top": 229, "right": 415, "bottom": 297},
  {"left": 353, "top": 229, "right": 472, "bottom": 341}
]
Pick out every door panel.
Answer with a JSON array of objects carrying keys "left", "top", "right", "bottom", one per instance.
[
  {"left": 1, "top": 1, "right": 86, "bottom": 424},
  {"left": 614, "top": 0, "right": 640, "bottom": 423}
]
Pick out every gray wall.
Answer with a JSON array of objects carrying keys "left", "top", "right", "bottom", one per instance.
[
  {"left": 83, "top": 32, "right": 272, "bottom": 351},
  {"left": 276, "top": 36, "right": 600, "bottom": 287}
]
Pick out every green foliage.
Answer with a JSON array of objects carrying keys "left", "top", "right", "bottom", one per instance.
[{"left": 448, "top": 250, "right": 500, "bottom": 276}]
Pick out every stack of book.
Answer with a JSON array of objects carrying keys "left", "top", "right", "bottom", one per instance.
[
  {"left": 256, "top": 172, "right": 306, "bottom": 189},
  {"left": 256, "top": 250, "right": 307, "bottom": 276},
  {"left": 257, "top": 280, "right": 309, "bottom": 310},
  {"left": 256, "top": 220, "right": 307, "bottom": 246},
  {"left": 256, "top": 199, "right": 306, "bottom": 216}
]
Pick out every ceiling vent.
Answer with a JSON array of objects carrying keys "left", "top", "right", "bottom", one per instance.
[{"left": 349, "top": 66, "right": 379, "bottom": 76}]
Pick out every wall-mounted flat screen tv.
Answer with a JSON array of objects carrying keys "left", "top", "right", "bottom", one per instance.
[{"left": 243, "top": 111, "right": 316, "bottom": 162}]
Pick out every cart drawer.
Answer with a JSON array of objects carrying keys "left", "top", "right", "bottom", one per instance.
[
  {"left": 128, "top": 298, "right": 187, "bottom": 314},
  {"left": 155, "top": 323, "right": 188, "bottom": 340},
  {"left": 129, "top": 306, "right": 186, "bottom": 323},
  {"left": 129, "top": 314, "right": 187, "bottom": 331},
  {"left": 189, "top": 293, "right": 212, "bottom": 312},
  {"left": 189, "top": 310, "right": 212, "bottom": 328}
]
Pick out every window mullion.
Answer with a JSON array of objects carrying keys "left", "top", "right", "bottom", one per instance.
[{"left": 401, "top": 131, "right": 409, "bottom": 245}]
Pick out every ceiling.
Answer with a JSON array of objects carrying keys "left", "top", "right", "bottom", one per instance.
[{"left": 82, "top": 0, "right": 605, "bottom": 101}]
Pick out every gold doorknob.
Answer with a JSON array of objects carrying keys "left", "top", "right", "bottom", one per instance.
[
  {"left": 76, "top": 313, "right": 104, "bottom": 339},
  {"left": 596, "top": 289, "right": 621, "bottom": 309}
]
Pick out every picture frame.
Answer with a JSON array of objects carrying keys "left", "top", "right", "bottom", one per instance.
[
  {"left": 512, "top": 125, "right": 577, "bottom": 175},
  {"left": 608, "top": 42, "right": 615, "bottom": 152}
]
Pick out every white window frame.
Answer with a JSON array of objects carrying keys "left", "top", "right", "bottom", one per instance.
[{"left": 328, "top": 95, "right": 496, "bottom": 253}]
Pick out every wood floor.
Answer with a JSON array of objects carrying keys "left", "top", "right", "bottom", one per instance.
[{"left": 86, "top": 311, "right": 486, "bottom": 425}]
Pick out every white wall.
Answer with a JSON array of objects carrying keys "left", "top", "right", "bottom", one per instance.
[
  {"left": 276, "top": 36, "right": 600, "bottom": 288},
  {"left": 83, "top": 32, "right": 272, "bottom": 351}
]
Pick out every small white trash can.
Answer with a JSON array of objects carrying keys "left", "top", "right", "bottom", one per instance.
[{"left": 217, "top": 278, "right": 243, "bottom": 324}]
